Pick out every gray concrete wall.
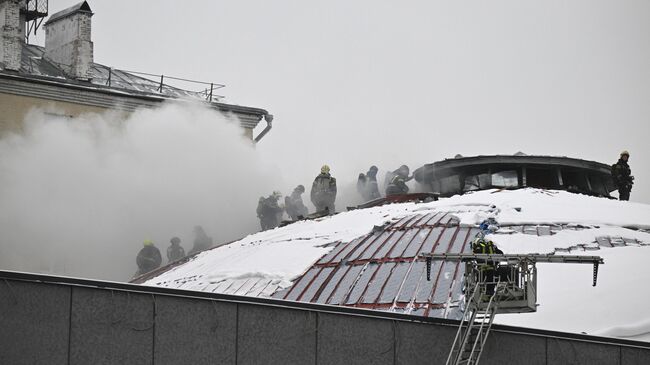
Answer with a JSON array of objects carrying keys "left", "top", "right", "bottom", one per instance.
[{"left": 0, "top": 277, "right": 649, "bottom": 365}]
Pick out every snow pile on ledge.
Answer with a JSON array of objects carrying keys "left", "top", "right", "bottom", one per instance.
[{"left": 142, "top": 188, "right": 650, "bottom": 342}]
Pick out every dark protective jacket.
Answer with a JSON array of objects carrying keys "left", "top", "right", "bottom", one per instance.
[
  {"left": 136, "top": 246, "right": 162, "bottom": 273},
  {"left": 167, "top": 244, "right": 186, "bottom": 262},
  {"left": 472, "top": 237, "right": 503, "bottom": 270},
  {"left": 285, "top": 191, "right": 308, "bottom": 220},
  {"left": 612, "top": 159, "right": 633, "bottom": 191},
  {"left": 311, "top": 173, "right": 337, "bottom": 209},
  {"left": 258, "top": 196, "right": 284, "bottom": 229},
  {"left": 386, "top": 174, "right": 409, "bottom": 196},
  {"left": 189, "top": 230, "right": 213, "bottom": 255}
]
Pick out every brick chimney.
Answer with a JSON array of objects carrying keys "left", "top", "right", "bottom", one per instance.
[
  {"left": 0, "top": 0, "right": 23, "bottom": 71},
  {"left": 44, "top": 1, "right": 93, "bottom": 80}
]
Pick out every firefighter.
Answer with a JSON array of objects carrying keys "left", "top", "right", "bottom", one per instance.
[
  {"left": 188, "top": 225, "right": 213, "bottom": 255},
  {"left": 472, "top": 236, "right": 503, "bottom": 296},
  {"left": 356, "top": 173, "right": 368, "bottom": 200},
  {"left": 386, "top": 165, "right": 411, "bottom": 196},
  {"left": 136, "top": 239, "right": 162, "bottom": 275},
  {"left": 365, "top": 165, "right": 380, "bottom": 200},
  {"left": 167, "top": 237, "right": 185, "bottom": 262},
  {"left": 285, "top": 185, "right": 309, "bottom": 220},
  {"left": 257, "top": 192, "right": 284, "bottom": 230},
  {"left": 612, "top": 151, "right": 634, "bottom": 201},
  {"left": 358, "top": 166, "right": 381, "bottom": 201},
  {"left": 311, "top": 165, "right": 337, "bottom": 214}
]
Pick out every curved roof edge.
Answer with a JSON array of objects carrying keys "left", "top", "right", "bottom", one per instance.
[{"left": 415, "top": 155, "right": 612, "bottom": 182}]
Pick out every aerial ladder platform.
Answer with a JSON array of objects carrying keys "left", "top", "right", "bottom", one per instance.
[{"left": 422, "top": 253, "right": 604, "bottom": 365}]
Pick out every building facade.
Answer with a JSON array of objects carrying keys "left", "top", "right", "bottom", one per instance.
[{"left": 0, "top": 0, "right": 272, "bottom": 141}]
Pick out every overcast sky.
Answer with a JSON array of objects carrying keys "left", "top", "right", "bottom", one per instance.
[{"left": 34, "top": 0, "right": 650, "bottom": 203}]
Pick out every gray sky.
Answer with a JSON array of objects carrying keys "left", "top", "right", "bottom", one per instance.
[{"left": 35, "top": 0, "right": 650, "bottom": 203}]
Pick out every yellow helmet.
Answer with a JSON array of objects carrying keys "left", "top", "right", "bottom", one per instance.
[
  {"left": 321, "top": 165, "right": 330, "bottom": 174},
  {"left": 620, "top": 150, "right": 630, "bottom": 156},
  {"left": 143, "top": 239, "right": 154, "bottom": 246}
]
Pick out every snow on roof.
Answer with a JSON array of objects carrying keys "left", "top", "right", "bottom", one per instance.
[
  {"left": 18, "top": 44, "right": 218, "bottom": 101},
  {"left": 141, "top": 188, "right": 650, "bottom": 341}
]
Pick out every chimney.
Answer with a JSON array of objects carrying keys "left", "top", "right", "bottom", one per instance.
[
  {"left": 44, "top": 1, "right": 93, "bottom": 80},
  {"left": 0, "top": 0, "right": 23, "bottom": 71}
]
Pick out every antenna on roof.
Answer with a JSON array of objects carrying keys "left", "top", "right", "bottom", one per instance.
[{"left": 22, "top": 0, "right": 49, "bottom": 43}]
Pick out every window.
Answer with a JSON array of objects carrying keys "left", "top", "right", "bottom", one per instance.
[
  {"left": 526, "top": 168, "right": 559, "bottom": 188},
  {"left": 562, "top": 169, "right": 589, "bottom": 192},
  {"left": 491, "top": 170, "right": 518, "bottom": 188},
  {"left": 463, "top": 173, "right": 491, "bottom": 192},
  {"left": 438, "top": 175, "right": 461, "bottom": 195}
]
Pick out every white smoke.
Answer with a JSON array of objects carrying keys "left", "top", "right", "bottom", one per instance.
[{"left": 0, "top": 102, "right": 282, "bottom": 281}]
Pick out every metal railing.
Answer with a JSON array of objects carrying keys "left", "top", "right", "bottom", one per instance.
[{"left": 100, "top": 68, "right": 226, "bottom": 102}]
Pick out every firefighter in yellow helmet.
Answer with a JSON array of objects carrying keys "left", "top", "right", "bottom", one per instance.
[
  {"left": 311, "top": 165, "right": 337, "bottom": 214},
  {"left": 136, "top": 239, "right": 162, "bottom": 276}
]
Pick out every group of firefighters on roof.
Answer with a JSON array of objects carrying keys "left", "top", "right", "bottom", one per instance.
[
  {"left": 256, "top": 164, "right": 415, "bottom": 231},
  {"left": 135, "top": 151, "right": 634, "bottom": 278},
  {"left": 134, "top": 226, "right": 213, "bottom": 277}
]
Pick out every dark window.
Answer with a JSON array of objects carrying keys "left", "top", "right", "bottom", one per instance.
[
  {"left": 562, "top": 169, "right": 590, "bottom": 192},
  {"left": 589, "top": 175, "right": 608, "bottom": 196},
  {"left": 526, "top": 168, "right": 559, "bottom": 188}
]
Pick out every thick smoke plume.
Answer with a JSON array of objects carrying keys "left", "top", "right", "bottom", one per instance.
[{"left": 0, "top": 103, "right": 282, "bottom": 281}]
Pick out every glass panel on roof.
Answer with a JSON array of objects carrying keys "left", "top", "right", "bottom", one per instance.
[
  {"left": 401, "top": 228, "right": 430, "bottom": 258},
  {"left": 318, "top": 241, "right": 347, "bottom": 264},
  {"left": 415, "top": 261, "right": 441, "bottom": 302},
  {"left": 491, "top": 170, "right": 518, "bottom": 188},
  {"left": 344, "top": 232, "right": 381, "bottom": 261},
  {"left": 299, "top": 267, "right": 334, "bottom": 302},
  {"left": 448, "top": 227, "right": 470, "bottom": 254},
  {"left": 418, "top": 227, "right": 444, "bottom": 255},
  {"left": 463, "top": 173, "right": 490, "bottom": 192},
  {"left": 397, "top": 261, "right": 425, "bottom": 302},
  {"left": 372, "top": 231, "right": 407, "bottom": 259},
  {"left": 431, "top": 262, "right": 456, "bottom": 304},
  {"left": 284, "top": 268, "right": 320, "bottom": 301},
  {"left": 449, "top": 267, "right": 466, "bottom": 303},
  {"left": 359, "top": 231, "right": 393, "bottom": 260},
  {"left": 325, "top": 265, "right": 363, "bottom": 305},
  {"left": 432, "top": 227, "right": 459, "bottom": 254},
  {"left": 334, "top": 234, "right": 373, "bottom": 263},
  {"left": 362, "top": 263, "right": 395, "bottom": 304},
  {"left": 378, "top": 262, "right": 411, "bottom": 304},
  {"left": 345, "top": 264, "right": 379, "bottom": 304},
  {"left": 389, "top": 229, "right": 418, "bottom": 258}
]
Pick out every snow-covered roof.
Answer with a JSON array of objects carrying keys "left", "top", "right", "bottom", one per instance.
[
  {"left": 19, "top": 44, "right": 209, "bottom": 100},
  {"left": 140, "top": 188, "right": 650, "bottom": 341}
]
